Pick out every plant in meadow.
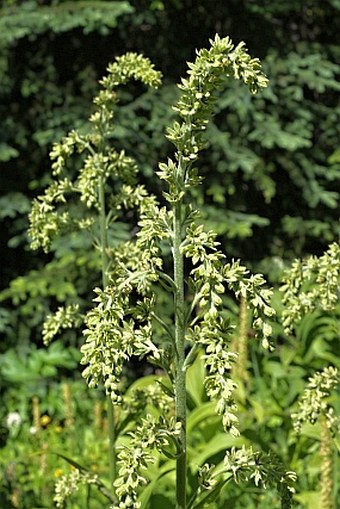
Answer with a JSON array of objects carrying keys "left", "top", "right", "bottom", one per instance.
[{"left": 29, "top": 35, "right": 296, "bottom": 508}]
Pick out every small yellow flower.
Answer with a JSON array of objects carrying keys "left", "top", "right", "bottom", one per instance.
[
  {"left": 54, "top": 468, "right": 64, "bottom": 478},
  {"left": 40, "top": 415, "right": 52, "bottom": 427},
  {"left": 10, "top": 490, "right": 20, "bottom": 508},
  {"left": 55, "top": 425, "right": 63, "bottom": 433}
]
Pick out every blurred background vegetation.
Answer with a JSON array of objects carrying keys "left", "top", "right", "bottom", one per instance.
[
  {"left": 1, "top": 0, "right": 339, "bottom": 347},
  {"left": 0, "top": 1, "right": 339, "bottom": 508}
]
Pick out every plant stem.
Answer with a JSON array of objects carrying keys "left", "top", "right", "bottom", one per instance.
[
  {"left": 173, "top": 199, "right": 187, "bottom": 509},
  {"left": 98, "top": 176, "right": 116, "bottom": 485}
]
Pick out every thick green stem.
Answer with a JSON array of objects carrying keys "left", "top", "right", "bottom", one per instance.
[
  {"left": 98, "top": 177, "right": 116, "bottom": 484},
  {"left": 173, "top": 200, "right": 187, "bottom": 509}
]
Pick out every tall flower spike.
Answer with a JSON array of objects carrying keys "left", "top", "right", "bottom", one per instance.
[
  {"left": 37, "top": 36, "right": 283, "bottom": 509},
  {"left": 158, "top": 34, "right": 268, "bottom": 202},
  {"left": 231, "top": 297, "right": 250, "bottom": 383},
  {"left": 29, "top": 54, "right": 162, "bottom": 253}
]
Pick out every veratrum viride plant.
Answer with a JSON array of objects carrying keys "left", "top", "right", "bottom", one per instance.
[{"left": 29, "top": 35, "right": 296, "bottom": 509}]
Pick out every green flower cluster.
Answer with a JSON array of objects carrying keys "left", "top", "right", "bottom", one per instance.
[
  {"left": 194, "top": 446, "right": 297, "bottom": 509},
  {"left": 112, "top": 415, "right": 181, "bottom": 509},
  {"left": 42, "top": 304, "right": 82, "bottom": 346},
  {"left": 54, "top": 468, "right": 99, "bottom": 508},
  {"left": 158, "top": 34, "right": 268, "bottom": 202},
  {"left": 224, "top": 446, "right": 297, "bottom": 509},
  {"left": 280, "top": 242, "right": 340, "bottom": 334},
  {"left": 292, "top": 366, "right": 339, "bottom": 433},
  {"left": 182, "top": 224, "right": 274, "bottom": 434},
  {"left": 81, "top": 285, "right": 161, "bottom": 404},
  {"left": 29, "top": 53, "right": 162, "bottom": 252}
]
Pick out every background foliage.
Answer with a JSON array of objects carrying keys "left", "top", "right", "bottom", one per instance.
[{"left": 0, "top": 1, "right": 339, "bottom": 508}]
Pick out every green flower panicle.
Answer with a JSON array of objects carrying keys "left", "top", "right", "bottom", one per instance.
[{"left": 292, "top": 366, "right": 339, "bottom": 434}]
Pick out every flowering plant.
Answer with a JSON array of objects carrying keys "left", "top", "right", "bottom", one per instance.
[{"left": 29, "top": 35, "right": 296, "bottom": 508}]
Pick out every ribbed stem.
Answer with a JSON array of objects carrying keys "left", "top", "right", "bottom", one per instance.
[
  {"left": 173, "top": 201, "right": 187, "bottom": 509},
  {"left": 98, "top": 176, "right": 116, "bottom": 484}
]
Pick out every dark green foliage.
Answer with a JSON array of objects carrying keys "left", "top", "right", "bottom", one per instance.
[
  {"left": 0, "top": 1, "right": 133, "bottom": 43},
  {"left": 1, "top": 0, "right": 339, "bottom": 302},
  {"left": 0, "top": 3, "right": 339, "bottom": 506}
]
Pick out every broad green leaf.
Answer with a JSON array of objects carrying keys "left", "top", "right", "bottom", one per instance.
[
  {"left": 186, "top": 354, "right": 206, "bottom": 407},
  {"left": 187, "top": 402, "right": 218, "bottom": 434},
  {"left": 294, "top": 491, "right": 320, "bottom": 509},
  {"left": 189, "top": 433, "right": 246, "bottom": 467},
  {"left": 139, "top": 465, "right": 175, "bottom": 509}
]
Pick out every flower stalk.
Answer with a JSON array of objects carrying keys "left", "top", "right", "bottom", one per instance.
[
  {"left": 98, "top": 175, "right": 117, "bottom": 483},
  {"left": 173, "top": 199, "right": 187, "bottom": 509}
]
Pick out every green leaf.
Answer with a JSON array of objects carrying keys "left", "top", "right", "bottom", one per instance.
[
  {"left": 47, "top": 450, "right": 89, "bottom": 472},
  {"left": 139, "top": 465, "right": 175, "bottom": 509},
  {"left": 186, "top": 354, "right": 206, "bottom": 407},
  {"left": 187, "top": 402, "right": 218, "bottom": 434},
  {"left": 190, "top": 433, "right": 246, "bottom": 466},
  {"left": 0, "top": 143, "right": 19, "bottom": 162},
  {"left": 0, "top": 192, "right": 31, "bottom": 219},
  {"left": 294, "top": 491, "right": 320, "bottom": 509},
  {"left": 125, "top": 375, "right": 162, "bottom": 395},
  {"left": 190, "top": 477, "right": 232, "bottom": 509}
]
